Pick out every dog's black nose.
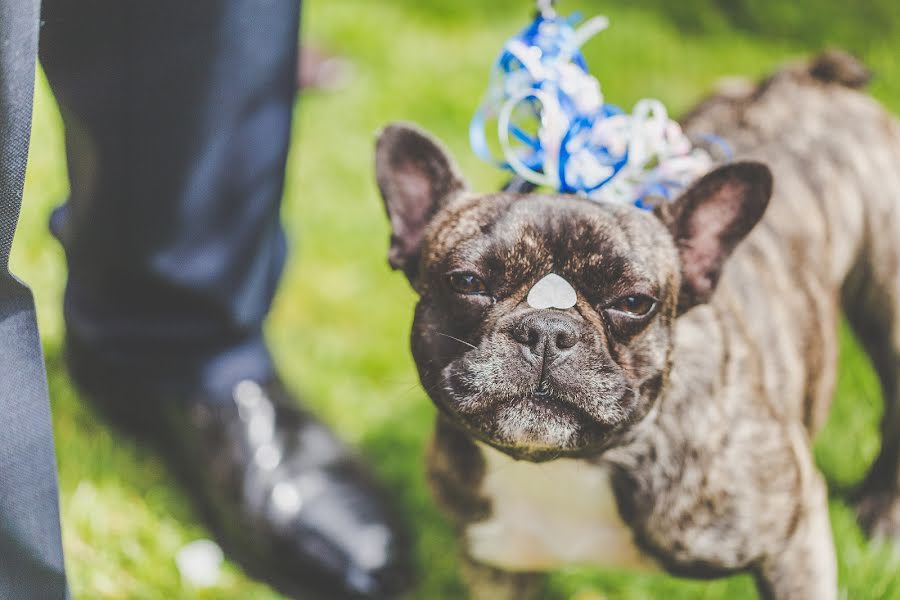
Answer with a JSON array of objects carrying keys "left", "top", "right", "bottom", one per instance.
[{"left": 513, "top": 312, "right": 579, "bottom": 361}]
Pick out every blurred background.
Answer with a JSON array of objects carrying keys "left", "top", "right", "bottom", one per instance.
[{"left": 16, "top": 0, "right": 899, "bottom": 598}]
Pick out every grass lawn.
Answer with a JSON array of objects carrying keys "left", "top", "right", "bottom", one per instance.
[{"left": 15, "top": 1, "right": 900, "bottom": 598}]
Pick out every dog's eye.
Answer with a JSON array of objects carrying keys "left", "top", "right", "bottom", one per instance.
[
  {"left": 447, "top": 271, "right": 488, "bottom": 295},
  {"left": 609, "top": 294, "right": 656, "bottom": 317}
]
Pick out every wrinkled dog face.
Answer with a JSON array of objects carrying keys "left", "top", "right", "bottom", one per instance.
[
  {"left": 413, "top": 194, "right": 679, "bottom": 459},
  {"left": 376, "top": 123, "right": 771, "bottom": 461}
]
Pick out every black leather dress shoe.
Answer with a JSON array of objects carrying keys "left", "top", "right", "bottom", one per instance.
[{"left": 67, "top": 355, "right": 414, "bottom": 599}]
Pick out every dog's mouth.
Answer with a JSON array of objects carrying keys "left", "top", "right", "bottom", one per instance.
[
  {"left": 440, "top": 387, "right": 617, "bottom": 461},
  {"left": 435, "top": 345, "right": 643, "bottom": 461}
]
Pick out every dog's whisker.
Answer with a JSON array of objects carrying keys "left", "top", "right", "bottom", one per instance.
[{"left": 436, "top": 331, "right": 477, "bottom": 350}]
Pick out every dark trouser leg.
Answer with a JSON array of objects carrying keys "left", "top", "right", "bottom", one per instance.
[
  {"left": 37, "top": 8, "right": 415, "bottom": 598},
  {"left": 39, "top": 0, "right": 301, "bottom": 399},
  {"left": 0, "top": 0, "right": 68, "bottom": 597}
]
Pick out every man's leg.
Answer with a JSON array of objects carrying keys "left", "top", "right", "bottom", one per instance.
[
  {"left": 40, "top": 1, "right": 291, "bottom": 392},
  {"left": 38, "top": 2, "right": 411, "bottom": 598},
  {"left": 0, "top": 0, "right": 68, "bottom": 598}
]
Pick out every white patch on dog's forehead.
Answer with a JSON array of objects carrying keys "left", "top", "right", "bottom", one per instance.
[{"left": 526, "top": 273, "right": 577, "bottom": 310}]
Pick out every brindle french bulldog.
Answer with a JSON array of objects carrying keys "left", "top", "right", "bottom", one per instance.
[{"left": 375, "top": 51, "right": 900, "bottom": 599}]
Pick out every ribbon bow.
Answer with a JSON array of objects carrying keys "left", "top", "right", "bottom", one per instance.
[{"left": 470, "top": 10, "right": 724, "bottom": 208}]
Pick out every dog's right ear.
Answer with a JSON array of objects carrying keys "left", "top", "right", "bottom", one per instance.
[{"left": 375, "top": 122, "right": 468, "bottom": 283}]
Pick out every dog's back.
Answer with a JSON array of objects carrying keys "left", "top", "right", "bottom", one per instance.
[
  {"left": 680, "top": 51, "right": 900, "bottom": 433},
  {"left": 675, "top": 52, "right": 900, "bottom": 544}
]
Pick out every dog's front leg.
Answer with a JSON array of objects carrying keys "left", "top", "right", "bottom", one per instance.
[
  {"left": 459, "top": 554, "right": 545, "bottom": 600},
  {"left": 753, "top": 469, "right": 837, "bottom": 600}
]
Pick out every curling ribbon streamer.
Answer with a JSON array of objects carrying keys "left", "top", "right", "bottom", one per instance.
[{"left": 470, "top": 11, "right": 725, "bottom": 208}]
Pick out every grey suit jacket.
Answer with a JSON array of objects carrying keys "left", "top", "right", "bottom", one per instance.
[{"left": 0, "top": 0, "right": 68, "bottom": 597}]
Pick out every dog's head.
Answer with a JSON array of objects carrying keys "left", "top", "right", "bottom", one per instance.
[{"left": 376, "top": 123, "right": 771, "bottom": 461}]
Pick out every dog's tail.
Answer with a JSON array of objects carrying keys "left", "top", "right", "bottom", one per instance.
[{"left": 807, "top": 49, "right": 871, "bottom": 89}]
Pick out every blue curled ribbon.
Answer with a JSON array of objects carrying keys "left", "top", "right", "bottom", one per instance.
[{"left": 470, "top": 11, "right": 728, "bottom": 209}]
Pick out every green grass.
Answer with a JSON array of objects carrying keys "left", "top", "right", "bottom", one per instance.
[{"left": 14, "top": 1, "right": 900, "bottom": 598}]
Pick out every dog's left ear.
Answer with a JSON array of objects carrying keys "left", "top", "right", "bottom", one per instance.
[
  {"left": 375, "top": 122, "right": 468, "bottom": 283},
  {"left": 656, "top": 161, "right": 773, "bottom": 313}
]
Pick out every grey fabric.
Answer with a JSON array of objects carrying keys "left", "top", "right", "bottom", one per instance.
[
  {"left": 0, "top": 0, "right": 69, "bottom": 597},
  {"left": 40, "top": 0, "right": 301, "bottom": 400}
]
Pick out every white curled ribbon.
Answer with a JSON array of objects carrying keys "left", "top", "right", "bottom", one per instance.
[
  {"left": 498, "top": 89, "right": 564, "bottom": 188},
  {"left": 471, "top": 11, "right": 721, "bottom": 208}
]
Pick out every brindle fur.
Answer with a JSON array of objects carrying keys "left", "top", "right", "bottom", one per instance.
[{"left": 377, "top": 51, "right": 900, "bottom": 600}]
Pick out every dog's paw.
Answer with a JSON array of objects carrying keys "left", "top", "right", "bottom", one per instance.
[{"left": 856, "top": 492, "right": 900, "bottom": 542}]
